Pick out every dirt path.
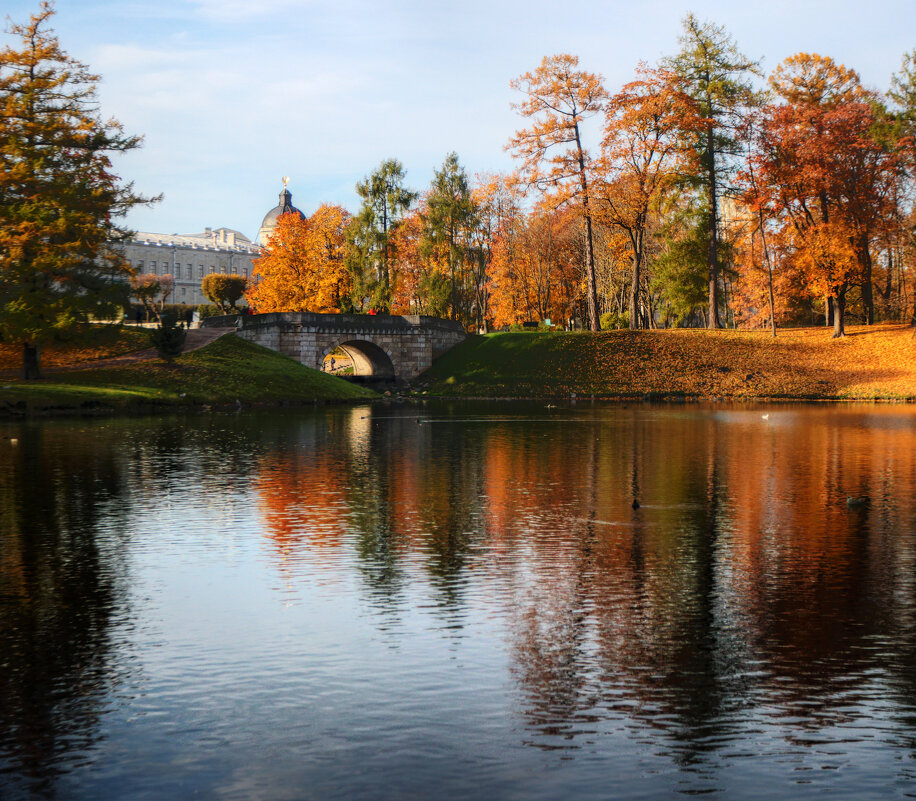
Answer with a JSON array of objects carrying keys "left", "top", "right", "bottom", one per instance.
[{"left": 1, "top": 327, "right": 236, "bottom": 378}]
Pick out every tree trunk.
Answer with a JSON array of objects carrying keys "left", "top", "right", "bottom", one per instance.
[
  {"left": 825, "top": 296, "right": 834, "bottom": 327},
  {"left": 832, "top": 286, "right": 847, "bottom": 338},
  {"left": 22, "top": 342, "right": 41, "bottom": 380},
  {"left": 882, "top": 247, "right": 893, "bottom": 306},
  {"left": 706, "top": 132, "right": 721, "bottom": 329},
  {"left": 583, "top": 208, "right": 600, "bottom": 331},
  {"left": 573, "top": 120, "right": 600, "bottom": 332},
  {"left": 628, "top": 251, "right": 640, "bottom": 330},
  {"left": 859, "top": 233, "right": 874, "bottom": 324}
]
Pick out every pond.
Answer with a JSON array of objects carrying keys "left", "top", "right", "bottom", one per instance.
[{"left": 1, "top": 402, "right": 915, "bottom": 800}]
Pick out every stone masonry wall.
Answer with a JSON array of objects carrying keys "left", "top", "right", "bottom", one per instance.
[{"left": 206, "top": 312, "right": 465, "bottom": 380}]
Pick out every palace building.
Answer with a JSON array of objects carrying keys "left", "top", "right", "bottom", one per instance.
[{"left": 120, "top": 184, "right": 305, "bottom": 306}]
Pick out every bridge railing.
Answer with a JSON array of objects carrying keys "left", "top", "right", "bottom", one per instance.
[{"left": 202, "top": 311, "right": 465, "bottom": 334}]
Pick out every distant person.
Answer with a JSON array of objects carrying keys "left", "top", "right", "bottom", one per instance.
[{"left": 330, "top": 357, "right": 336, "bottom": 372}]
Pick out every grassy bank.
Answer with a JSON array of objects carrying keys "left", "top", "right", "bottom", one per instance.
[
  {"left": 0, "top": 334, "right": 376, "bottom": 416},
  {"left": 419, "top": 324, "right": 916, "bottom": 401}
]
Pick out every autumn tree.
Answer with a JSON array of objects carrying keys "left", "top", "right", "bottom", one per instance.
[
  {"left": 471, "top": 173, "right": 524, "bottom": 331},
  {"left": 663, "top": 15, "right": 760, "bottom": 328},
  {"left": 508, "top": 54, "right": 607, "bottom": 331},
  {"left": 755, "top": 54, "right": 905, "bottom": 336},
  {"left": 202, "top": 273, "right": 247, "bottom": 313},
  {"left": 597, "top": 66, "right": 700, "bottom": 329},
  {"left": 130, "top": 273, "right": 173, "bottom": 321},
  {"left": 0, "top": 2, "right": 152, "bottom": 378},
  {"left": 488, "top": 204, "right": 581, "bottom": 328},
  {"left": 388, "top": 206, "right": 428, "bottom": 314},
  {"left": 346, "top": 158, "right": 416, "bottom": 313},
  {"left": 247, "top": 204, "right": 351, "bottom": 313}
]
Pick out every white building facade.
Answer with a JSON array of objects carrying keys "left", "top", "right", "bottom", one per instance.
[
  {"left": 119, "top": 186, "right": 305, "bottom": 307},
  {"left": 120, "top": 227, "right": 260, "bottom": 307}
]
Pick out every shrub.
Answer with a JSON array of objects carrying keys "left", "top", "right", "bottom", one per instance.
[
  {"left": 600, "top": 311, "right": 629, "bottom": 330},
  {"left": 202, "top": 274, "right": 248, "bottom": 313},
  {"left": 196, "top": 304, "right": 225, "bottom": 320},
  {"left": 151, "top": 312, "right": 187, "bottom": 362}
]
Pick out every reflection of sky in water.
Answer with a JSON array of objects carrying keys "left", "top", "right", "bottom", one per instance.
[{"left": 1, "top": 403, "right": 915, "bottom": 800}]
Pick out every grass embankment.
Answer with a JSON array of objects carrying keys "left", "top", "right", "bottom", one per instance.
[
  {"left": 420, "top": 324, "right": 916, "bottom": 401},
  {"left": 0, "top": 334, "right": 376, "bottom": 416}
]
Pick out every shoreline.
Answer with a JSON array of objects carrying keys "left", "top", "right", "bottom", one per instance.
[{"left": 5, "top": 391, "right": 913, "bottom": 423}]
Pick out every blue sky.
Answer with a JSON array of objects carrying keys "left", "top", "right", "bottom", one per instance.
[{"left": 4, "top": 0, "right": 914, "bottom": 239}]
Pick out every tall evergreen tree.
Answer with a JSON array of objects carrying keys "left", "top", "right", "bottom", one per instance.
[
  {"left": 346, "top": 158, "right": 416, "bottom": 312},
  {"left": 889, "top": 49, "right": 916, "bottom": 133},
  {"left": 421, "top": 153, "right": 477, "bottom": 323},
  {"left": 663, "top": 14, "right": 760, "bottom": 329},
  {"left": 0, "top": 2, "right": 151, "bottom": 378}
]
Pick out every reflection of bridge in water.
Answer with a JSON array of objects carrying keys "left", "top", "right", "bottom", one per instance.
[{"left": 205, "top": 312, "right": 465, "bottom": 383}]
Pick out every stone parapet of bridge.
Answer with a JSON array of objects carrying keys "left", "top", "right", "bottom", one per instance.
[{"left": 202, "top": 311, "right": 465, "bottom": 381}]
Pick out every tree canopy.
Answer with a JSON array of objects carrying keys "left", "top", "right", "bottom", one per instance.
[{"left": 0, "top": 2, "right": 152, "bottom": 378}]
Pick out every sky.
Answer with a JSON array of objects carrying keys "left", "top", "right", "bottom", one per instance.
[{"left": 4, "top": 0, "right": 914, "bottom": 240}]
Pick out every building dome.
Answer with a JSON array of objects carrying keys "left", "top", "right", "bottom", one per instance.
[{"left": 257, "top": 186, "right": 305, "bottom": 246}]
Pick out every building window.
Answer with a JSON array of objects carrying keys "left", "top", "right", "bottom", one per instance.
[
  {"left": 198, "top": 265, "right": 204, "bottom": 279},
  {"left": 174, "top": 265, "right": 181, "bottom": 280},
  {"left": 137, "top": 260, "right": 144, "bottom": 270},
  {"left": 150, "top": 260, "right": 157, "bottom": 274},
  {"left": 187, "top": 264, "right": 192, "bottom": 277},
  {"left": 181, "top": 287, "right": 187, "bottom": 298}
]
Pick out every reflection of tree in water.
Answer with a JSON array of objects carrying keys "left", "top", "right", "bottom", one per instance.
[
  {"left": 723, "top": 413, "right": 916, "bottom": 724},
  {"left": 0, "top": 424, "right": 130, "bottom": 799},
  {"left": 499, "top": 407, "right": 916, "bottom": 770},
  {"left": 249, "top": 403, "right": 916, "bottom": 764},
  {"left": 504, "top": 414, "right": 737, "bottom": 764},
  {"left": 253, "top": 407, "right": 489, "bottom": 621}
]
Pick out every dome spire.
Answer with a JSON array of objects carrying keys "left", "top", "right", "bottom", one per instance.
[{"left": 257, "top": 178, "right": 306, "bottom": 246}]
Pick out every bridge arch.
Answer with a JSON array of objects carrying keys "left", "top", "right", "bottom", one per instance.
[
  {"left": 321, "top": 339, "right": 395, "bottom": 378},
  {"left": 207, "top": 311, "right": 466, "bottom": 381}
]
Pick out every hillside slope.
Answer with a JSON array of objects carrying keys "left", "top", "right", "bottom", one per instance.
[{"left": 419, "top": 325, "right": 916, "bottom": 400}]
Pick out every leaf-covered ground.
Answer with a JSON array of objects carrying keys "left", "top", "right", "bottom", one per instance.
[
  {"left": 0, "top": 334, "right": 376, "bottom": 416},
  {"left": 420, "top": 324, "right": 916, "bottom": 400},
  {"left": 0, "top": 324, "right": 152, "bottom": 370}
]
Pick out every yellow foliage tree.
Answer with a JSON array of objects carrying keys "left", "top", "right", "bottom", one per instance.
[{"left": 247, "top": 204, "right": 351, "bottom": 313}]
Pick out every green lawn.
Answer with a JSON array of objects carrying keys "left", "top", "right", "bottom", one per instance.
[{"left": 0, "top": 334, "right": 377, "bottom": 415}]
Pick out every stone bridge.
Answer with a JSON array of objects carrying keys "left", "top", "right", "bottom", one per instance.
[{"left": 203, "top": 312, "right": 466, "bottom": 382}]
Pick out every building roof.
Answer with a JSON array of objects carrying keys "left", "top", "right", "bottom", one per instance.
[
  {"left": 127, "top": 228, "right": 260, "bottom": 254},
  {"left": 257, "top": 187, "right": 306, "bottom": 245}
]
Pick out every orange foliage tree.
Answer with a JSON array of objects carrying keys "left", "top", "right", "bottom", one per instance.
[
  {"left": 247, "top": 204, "right": 351, "bottom": 313},
  {"left": 753, "top": 54, "right": 906, "bottom": 336},
  {"left": 488, "top": 204, "right": 581, "bottom": 328},
  {"left": 597, "top": 66, "right": 701, "bottom": 329},
  {"left": 389, "top": 205, "right": 426, "bottom": 314},
  {"left": 471, "top": 173, "right": 524, "bottom": 331},
  {"left": 508, "top": 54, "right": 607, "bottom": 330}
]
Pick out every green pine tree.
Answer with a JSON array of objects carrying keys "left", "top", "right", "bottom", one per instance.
[
  {"left": 663, "top": 14, "right": 760, "bottom": 329},
  {"left": 345, "top": 159, "right": 416, "bottom": 312}
]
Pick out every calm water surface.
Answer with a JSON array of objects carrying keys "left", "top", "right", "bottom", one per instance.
[{"left": 1, "top": 402, "right": 916, "bottom": 800}]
